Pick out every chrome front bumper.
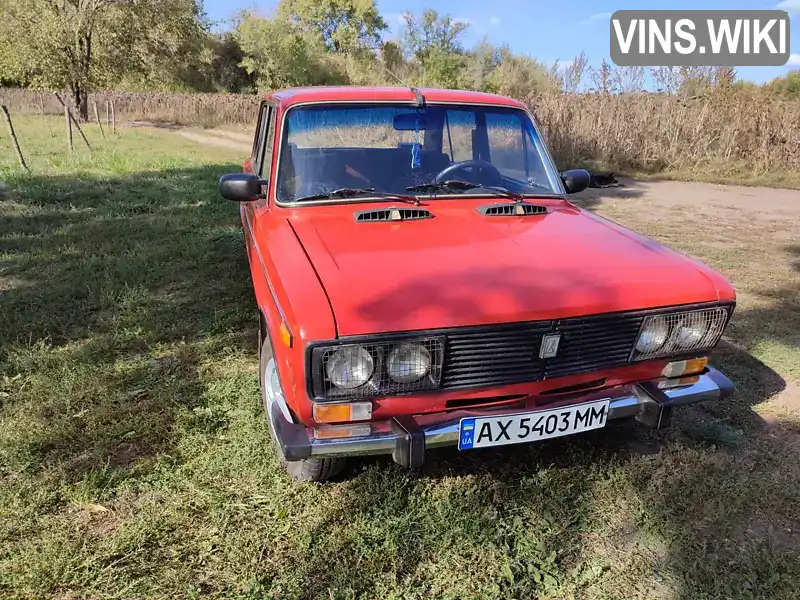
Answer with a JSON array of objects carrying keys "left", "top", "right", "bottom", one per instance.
[{"left": 270, "top": 368, "right": 734, "bottom": 467}]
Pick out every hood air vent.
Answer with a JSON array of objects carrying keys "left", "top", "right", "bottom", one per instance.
[
  {"left": 478, "top": 202, "right": 547, "bottom": 217},
  {"left": 355, "top": 208, "right": 433, "bottom": 222}
]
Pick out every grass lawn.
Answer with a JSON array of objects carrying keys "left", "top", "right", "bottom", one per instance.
[{"left": 1, "top": 116, "right": 799, "bottom": 599}]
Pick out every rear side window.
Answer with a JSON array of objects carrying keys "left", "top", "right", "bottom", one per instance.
[
  {"left": 260, "top": 107, "right": 277, "bottom": 178},
  {"left": 253, "top": 104, "right": 274, "bottom": 176}
]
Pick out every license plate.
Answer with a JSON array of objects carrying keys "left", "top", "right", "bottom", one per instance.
[{"left": 458, "top": 400, "right": 610, "bottom": 450}]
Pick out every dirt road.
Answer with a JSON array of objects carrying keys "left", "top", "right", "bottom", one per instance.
[
  {"left": 124, "top": 122, "right": 252, "bottom": 153},
  {"left": 575, "top": 178, "right": 799, "bottom": 217}
]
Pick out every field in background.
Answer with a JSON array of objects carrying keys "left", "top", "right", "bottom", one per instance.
[
  {"left": 1, "top": 116, "right": 799, "bottom": 599},
  {"left": 2, "top": 87, "right": 799, "bottom": 188}
]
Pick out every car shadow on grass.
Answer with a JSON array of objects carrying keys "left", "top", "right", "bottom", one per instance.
[{"left": 0, "top": 164, "right": 257, "bottom": 488}]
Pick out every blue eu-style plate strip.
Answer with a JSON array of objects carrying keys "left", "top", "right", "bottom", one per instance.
[{"left": 459, "top": 418, "right": 476, "bottom": 450}]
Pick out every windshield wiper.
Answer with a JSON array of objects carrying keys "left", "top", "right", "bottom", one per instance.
[
  {"left": 294, "top": 187, "right": 420, "bottom": 205},
  {"left": 405, "top": 180, "right": 523, "bottom": 202}
]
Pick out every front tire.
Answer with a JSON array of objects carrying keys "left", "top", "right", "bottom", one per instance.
[{"left": 259, "top": 329, "right": 346, "bottom": 483}]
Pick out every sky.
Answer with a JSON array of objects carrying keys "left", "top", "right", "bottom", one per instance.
[{"left": 204, "top": 0, "right": 800, "bottom": 84}]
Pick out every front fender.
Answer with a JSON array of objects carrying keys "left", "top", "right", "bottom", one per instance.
[{"left": 244, "top": 206, "right": 336, "bottom": 425}]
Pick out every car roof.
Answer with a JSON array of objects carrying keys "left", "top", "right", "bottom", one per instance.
[{"left": 268, "top": 86, "right": 527, "bottom": 110}]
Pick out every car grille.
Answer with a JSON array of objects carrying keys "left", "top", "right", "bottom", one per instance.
[
  {"left": 440, "top": 313, "right": 645, "bottom": 390},
  {"left": 544, "top": 313, "right": 645, "bottom": 379},
  {"left": 442, "top": 323, "right": 551, "bottom": 389}
]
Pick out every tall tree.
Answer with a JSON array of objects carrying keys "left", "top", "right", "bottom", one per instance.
[
  {"left": 0, "top": 0, "right": 208, "bottom": 119},
  {"left": 209, "top": 32, "right": 254, "bottom": 93},
  {"left": 276, "top": 0, "right": 385, "bottom": 54},
  {"left": 402, "top": 10, "right": 469, "bottom": 63},
  {"left": 488, "top": 47, "right": 557, "bottom": 99},
  {"left": 234, "top": 10, "right": 347, "bottom": 91}
]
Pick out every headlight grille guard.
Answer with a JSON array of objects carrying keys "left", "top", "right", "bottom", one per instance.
[
  {"left": 630, "top": 304, "right": 735, "bottom": 362},
  {"left": 306, "top": 301, "right": 735, "bottom": 402},
  {"left": 309, "top": 337, "right": 444, "bottom": 401}
]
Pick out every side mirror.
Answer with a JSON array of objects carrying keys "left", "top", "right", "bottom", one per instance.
[
  {"left": 560, "top": 169, "right": 591, "bottom": 194},
  {"left": 219, "top": 173, "right": 265, "bottom": 202}
]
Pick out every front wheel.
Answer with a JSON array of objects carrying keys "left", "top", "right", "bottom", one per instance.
[{"left": 259, "top": 332, "right": 346, "bottom": 483}]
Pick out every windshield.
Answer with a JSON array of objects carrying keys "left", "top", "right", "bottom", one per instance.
[{"left": 275, "top": 103, "right": 563, "bottom": 203}]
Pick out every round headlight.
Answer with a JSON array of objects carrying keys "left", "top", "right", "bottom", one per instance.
[
  {"left": 674, "top": 318, "right": 710, "bottom": 349},
  {"left": 636, "top": 317, "right": 670, "bottom": 354},
  {"left": 387, "top": 343, "right": 431, "bottom": 383},
  {"left": 325, "top": 346, "right": 374, "bottom": 389}
]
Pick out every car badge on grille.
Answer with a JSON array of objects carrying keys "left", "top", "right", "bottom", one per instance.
[{"left": 539, "top": 333, "right": 561, "bottom": 359}]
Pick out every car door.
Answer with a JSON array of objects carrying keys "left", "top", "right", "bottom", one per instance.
[{"left": 243, "top": 102, "right": 276, "bottom": 256}]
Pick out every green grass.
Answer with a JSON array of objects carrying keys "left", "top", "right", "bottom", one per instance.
[{"left": 1, "top": 116, "right": 800, "bottom": 599}]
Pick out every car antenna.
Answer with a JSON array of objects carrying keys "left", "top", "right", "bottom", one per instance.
[
  {"left": 380, "top": 64, "right": 425, "bottom": 107},
  {"left": 409, "top": 86, "right": 425, "bottom": 107}
]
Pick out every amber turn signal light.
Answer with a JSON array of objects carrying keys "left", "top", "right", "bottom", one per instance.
[
  {"left": 279, "top": 321, "right": 293, "bottom": 348},
  {"left": 661, "top": 357, "right": 708, "bottom": 378},
  {"left": 313, "top": 402, "right": 372, "bottom": 424}
]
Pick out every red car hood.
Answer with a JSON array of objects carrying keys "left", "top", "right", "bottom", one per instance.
[{"left": 288, "top": 202, "right": 722, "bottom": 336}]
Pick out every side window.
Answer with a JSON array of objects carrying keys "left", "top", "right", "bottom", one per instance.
[
  {"left": 252, "top": 105, "right": 267, "bottom": 167},
  {"left": 253, "top": 104, "right": 273, "bottom": 176},
  {"left": 259, "top": 107, "right": 277, "bottom": 178}
]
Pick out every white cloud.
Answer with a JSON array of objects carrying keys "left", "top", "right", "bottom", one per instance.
[
  {"left": 788, "top": 54, "right": 800, "bottom": 66},
  {"left": 777, "top": 0, "right": 800, "bottom": 13},
  {"left": 579, "top": 12, "right": 612, "bottom": 26},
  {"left": 489, "top": 16, "right": 501, "bottom": 26}
]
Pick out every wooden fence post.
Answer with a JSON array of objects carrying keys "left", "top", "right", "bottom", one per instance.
[
  {"left": 53, "top": 92, "right": 91, "bottom": 153},
  {"left": 92, "top": 100, "right": 106, "bottom": 139},
  {"left": 105, "top": 101, "right": 110, "bottom": 129},
  {"left": 111, "top": 100, "right": 116, "bottom": 134},
  {"left": 1, "top": 105, "right": 30, "bottom": 171},
  {"left": 65, "top": 105, "right": 73, "bottom": 157}
]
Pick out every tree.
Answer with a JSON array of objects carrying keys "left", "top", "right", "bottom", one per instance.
[
  {"left": 402, "top": 10, "right": 469, "bottom": 63},
  {"left": 234, "top": 10, "right": 347, "bottom": 91},
  {"left": 208, "top": 33, "right": 254, "bottom": 93},
  {"left": 277, "top": 0, "right": 386, "bottom": 54},
  {"left": 399, "top": 9, "right": 470, "bottom": 87},
  {"left": 0, "top": 0, "right": 208, "bottom": 119},
  {"left": 465, "top": 39, "right": 502, "bottom": 92},
  {"left": 764, "top": 70, "right": 800, "bottom": 98},
  {"left": 121, "top": 0, "right": 213, "bottom": 92},
  {"left": 381, "top": 41, "right": 405, "bottom": 73},
  {"left": 488, "top": 47, "right": 556, "bottom": 99}
]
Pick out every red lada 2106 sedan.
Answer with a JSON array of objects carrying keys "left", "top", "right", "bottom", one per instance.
[{"left": 219, "top": 86, "right": 735, "bottom": 482}]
